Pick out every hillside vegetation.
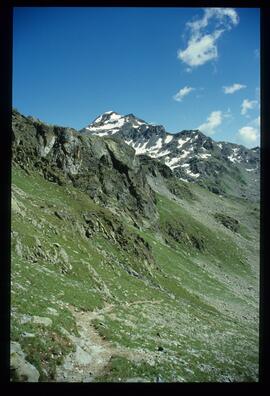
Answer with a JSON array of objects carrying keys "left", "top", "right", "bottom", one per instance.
[{"left": 11, "top": 111, "right": 259, "bottom": 382}]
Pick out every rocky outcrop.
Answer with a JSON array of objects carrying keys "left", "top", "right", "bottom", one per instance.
[
  {"left": 161, "top": 220, "right": 205, "bottom": 251},
  {"left": 214, "top": 213, "right": 240, "bottom": 233},
  {"left": 82, "top": 209, "right": 156, "bottom": 269},
  {"left": 10, "top": 342, "right": 40, "bottom": 382},
  {"left": 12, "top": 110, "right": 157, "bottom": 224}
]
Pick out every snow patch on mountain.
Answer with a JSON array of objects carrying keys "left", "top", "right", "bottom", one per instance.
[
  {"left": 155, "top": 149, "right": 171, "bottom": 158},
  {"left": 165, "top": 135, "right": 173, "bottom": 144},
  {"left": 186, "top": 169, "right": 200, "bottom": 178},
  {"left": 151, "top": 138, "right": 163, "bottom": 151},
  {"left": 198, "top": 153, "right": 211, "bottom": 159},
  {"left": 178, "top": 137, "right": 191, "bottom": 149},
  {"left": 85, "top": 111, "right": 147, "bottom": 136},
  {"left": 105, "top": 112, "right": 122, "bottom": 122},
  {"left": 228, "top": 149, "right": 241, "bottom": 163},
  {"left": 134, "top": 142, "right": 148, "bottom": 155},
  {"left": 179, "top": 150, "right": 190, "bottom": 159},
  {"left": 180, "top": 163, "right": 190, "bottom": 168},
  {"left": 165, "top": 157, "right": 180, "bottom": 169},
  {"left": 93, "top": 115, "right": 103, "bottom": 124}
]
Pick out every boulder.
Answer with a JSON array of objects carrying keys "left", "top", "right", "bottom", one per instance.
[
  {"left": 10, "top": 341, "right": 40, "bottom": 382},
  {"left": 32, "top": 316, "right": 52, "bottom": 327}
]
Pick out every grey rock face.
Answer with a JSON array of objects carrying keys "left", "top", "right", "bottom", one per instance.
[
  {"left": 32, "top": 316, "right": 53, "bottom": 327},
  {"left": 10, "top": 341, "right": 40, "bottom": 382},
  {"left": 12, "top": 110, "right": 157, "bottom": 223}
]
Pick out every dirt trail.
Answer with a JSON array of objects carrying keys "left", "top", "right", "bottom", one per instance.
[{"left": 55, "top": 300, "right": 161, "bottom": 382}]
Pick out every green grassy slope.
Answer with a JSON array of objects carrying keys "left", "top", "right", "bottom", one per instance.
[{"left": 11, "top": 166, "right": 259, "bottom": 382}]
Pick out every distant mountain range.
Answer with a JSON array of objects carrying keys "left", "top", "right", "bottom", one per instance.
[{"left": 80, "top": 111, "right": 260, "bottom": 200}]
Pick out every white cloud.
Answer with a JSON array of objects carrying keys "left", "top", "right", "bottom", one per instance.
[
  {"left": 241, "top": 99, "right": 258, "bottom": 115},
  {"left": 178, "top": 8, "right": 239, "bottom": 68},
  {"left": 237, "top": 115, "right": 260, "bottom": 147},
  {"left": 223, "top": 83, "right": 246, "bottom": 94},
  {"left": 198, "top": 110, "right": 223, "bottom": 135},
  {"left": 178, "top": 30, "right": 223, "bottom": 67},
  {"left": 238, "top": 126, "right": 258, "bottom": 145},
  {"left": 173, "top": 86, "right": 194, "bottom": 102},
  {"left": 186, "top": 8, "right": 239, "bottom": 36}
]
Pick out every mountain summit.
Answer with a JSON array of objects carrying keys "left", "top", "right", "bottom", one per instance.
[{"left": 82, "top": 111, "right": 148, "bottom": 136}]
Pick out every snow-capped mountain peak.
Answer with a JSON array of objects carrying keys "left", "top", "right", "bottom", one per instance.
[
  {"left": 80, "top": 111, "right": 260, "bottom": 198},
  {"left": 83, "top": 111, "right": 148, "bottom": 137}
]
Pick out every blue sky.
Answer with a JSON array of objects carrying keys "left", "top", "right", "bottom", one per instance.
[{"left": 13, "top": 7, "right": 260, "bottom": 147}]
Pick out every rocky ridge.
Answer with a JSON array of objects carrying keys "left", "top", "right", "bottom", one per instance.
[
  {"left": 12, "top": 109, "right": 157, "bottom": 225},
  {"left": 81, "top": 111, "right": 260, "bottom": 199}
]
